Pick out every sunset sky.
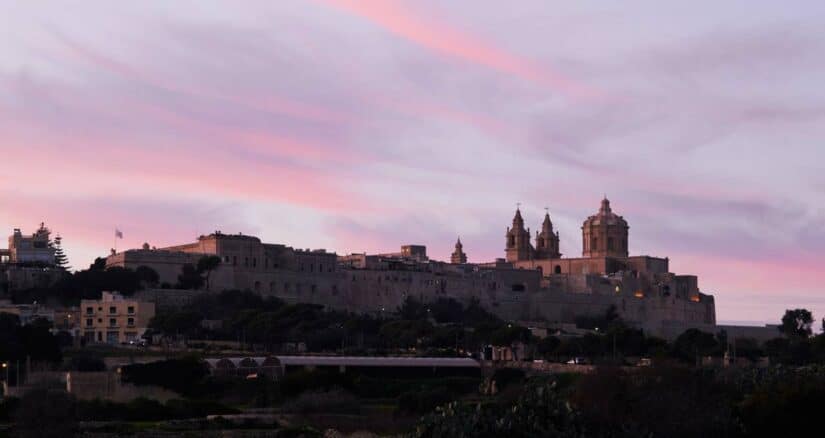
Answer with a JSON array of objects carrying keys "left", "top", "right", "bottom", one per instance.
[{"left": 2, "top": 1, "right": 824, "bottom": 325}]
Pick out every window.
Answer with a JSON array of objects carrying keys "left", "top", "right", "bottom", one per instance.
[
  {"left": 109, "top": 306, "right": 116, "bottom": 314},
  {"left": 86, "top": 307, "right": 93, "bottom": 315},
  {"left": 86, "top": 318, "right": 93, "bottom": 327},
  {"left": 252, "top": 257, "right": 257, "bottom": 267},
  {"left": 127, "top": 318, "right": 134, "bottom": 326},
  {"left": 319, "top": 264, "right": 323, "bottom": 272},
  {"left": 244, "top": 257, "right": 248, "bottom": 266},
  {"left": 109, "top": 318, "right": 116, "bottom": 326},
  {"left": 224, "top": 256, "right": 229, "bottom": 263},
  {"left": 127, "top": 306, "right": 135, "bottom": 314},
  {"left": 591, "top": 237, "right": 598, "bottom": 251},
  {"left": 233, "top": 256, "right": 237, "bottom": 266},
  {"left": 311, "top": 284, "right": 317, "bottom": 293},
  {"left": 608, "top": 237, "right": 614, "bottom": 251},
  {"left": 554, "top": 265, "right": 562, "bottom": 274}
]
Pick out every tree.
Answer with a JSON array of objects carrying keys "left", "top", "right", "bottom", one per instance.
[
  {"left": 780, "top": 309, "right": 814, "bottom": 339},
  {"left": 196, "top": 256, "right": 222, "bottom": 290},
  {"left": 672, "top": 329, "right": 719, "bottom": 364},
  {"left": 50, "top": 234, "right": 70, "bottom": 271},
  {"left": 13, "top": 389, "right": 77, "bottom": 438},
  {"left": 177, "top": 264, "right": 204, "bottom": 290},
  {"left": 134, "top": 265, "right": 160, "bottom": 289}
]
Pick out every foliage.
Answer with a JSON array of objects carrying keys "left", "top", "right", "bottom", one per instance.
[
  {"left": 780, "top": 308, "right": 814, "bottom": 339},
  {"left": 12, "top": 389, "right": 77, "bottom": 438},
  {"left": 492, "top": 368, "right": 526, "bottom": 389},
  {"left": 134, "top": 265, "right": 160, "bottom": 288},
  {"left": 0, "top": 312, "right": 62, "bottom": 364},
  {"left": 197, "top": 255, "right": 222, "bottom": 290},
  {"left": 74, "top": 397, "right": 238, "bottom": 421},
  {"left": 280, "top": 388, "right": 360, "bottom": 415},
  {"left": 736, "top": 366, "right": 825, "bottom": 438},
  {"left": 398, "top": 387, "right": 453, "bottom": 414},
  {"left": 671, "top": 329, "right": 720, "bottom": 363},
  {"left": 571, "top": 366, "right": 737, "bottom": 437},
  {"left": 413, "top": 380, "right": 584, "bottom": 438},
  {"left": 49, "top": 234, "right": 70, "bottom": 271},
  {"left": 120, "top": 356, "right": 209, "bottom": 397},
  {"left": 65, "top": 351, "right": 106, "bottom": 372},
  {"left": 177, "top": 263, "right": 204, "bottom": 290}
]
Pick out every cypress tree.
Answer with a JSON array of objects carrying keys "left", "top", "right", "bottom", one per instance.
[{"left": 51, "top": 234, "right": 70, "bottom": 271}]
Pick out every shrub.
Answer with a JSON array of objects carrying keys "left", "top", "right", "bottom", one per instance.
[{"left": 280, "top": 388, "right": 359, "bottom": 415}]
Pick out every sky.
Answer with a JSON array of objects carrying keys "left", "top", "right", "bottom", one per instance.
[{"left": 1, "top": 0, "right": 824, "bottom": 325}]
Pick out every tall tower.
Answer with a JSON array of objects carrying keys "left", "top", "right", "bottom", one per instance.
[
  {"left": 535, "top": 211, "right": 561, "bottom": 259},
  {"left": 582, "top": 197, "right": 629, "bottom": 258},
  {"left": 505, "top": 207, "right": 533, "bottom": 262},
  {"left": 450, "top": 237, "right": 468, "bottom": 264}
]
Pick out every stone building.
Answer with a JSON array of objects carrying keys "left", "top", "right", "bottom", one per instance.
[
  {"left": 582, "top": 198, "right": 629, "bottom": 258},
  {"left": 5, "top": 223, "right": 55, "bottom": 265},
  {"left": 450, "top": 237, "right": 467, "bottom": 264},
  {"left": 105, "top": 198, "right": 718, "bottom": 339},
  {"left": 1, "top": 224, "right": 64, "bottom": 293},
  {"left": 80, "top": 292, "right": 155, "bottom": 344}
]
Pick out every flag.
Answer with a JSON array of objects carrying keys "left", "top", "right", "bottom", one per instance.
[{"left": 115, "top": 229, "right": 123, "bottom": 239}]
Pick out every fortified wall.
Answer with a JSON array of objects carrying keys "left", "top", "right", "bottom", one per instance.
[{"left": 106, "top": 199, "right": 717, "bottom": 339}]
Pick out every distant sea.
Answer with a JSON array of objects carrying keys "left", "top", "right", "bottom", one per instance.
[{"left": 717, "top": 320, "right": 774, "bottom": 327}]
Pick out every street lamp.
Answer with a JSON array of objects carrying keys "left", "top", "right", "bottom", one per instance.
[{"left": 2, "top": 363, "right": 7, "bottom": 386}]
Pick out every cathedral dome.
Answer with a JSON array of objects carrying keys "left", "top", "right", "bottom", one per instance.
[
  {"left": 581, "top": 197, "right": 629, "bottom": 258},
  {"left": 582, "top": 198, "right": 628, "bottom": 228}
]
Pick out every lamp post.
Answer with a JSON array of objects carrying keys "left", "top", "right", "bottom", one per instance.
[{"left": 2, "top": 362, "right": 7, "bottom": 386}]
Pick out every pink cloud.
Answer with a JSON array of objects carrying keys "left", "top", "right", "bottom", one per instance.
[
  {"left": 52, "top": 32, "right": 354, "bottom": 126},
  {"left": 320, "top": 0, "right": 600, "bottom": 99}
]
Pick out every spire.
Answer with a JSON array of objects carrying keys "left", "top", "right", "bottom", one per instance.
[
  {"left": 542, "top": 211, "right": 553, "bottom": 232},
  {"left": 512, "top": 206, "right": 524, "bottom": 227},
  {"left": 455, "top": 236, "right": 463, "bottom": 248}
]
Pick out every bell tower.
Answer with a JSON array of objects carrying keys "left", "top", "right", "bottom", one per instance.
[
  {"left": 535, "top": 210, "right": 561, "bottom": 259},
  {"left": 505, "top": 206, "right": 534, "bottom": 262},
  {"left": 450, "top": 237, "right": 468, "bottom": 264}
]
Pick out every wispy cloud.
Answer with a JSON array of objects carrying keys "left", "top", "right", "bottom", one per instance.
[{"left": 318, "top": 0, "right": 600, "bottom": 99}]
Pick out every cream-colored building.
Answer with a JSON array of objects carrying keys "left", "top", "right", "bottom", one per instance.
[{"left": 80, "top": 292, "right": 155, "bottom": 344}]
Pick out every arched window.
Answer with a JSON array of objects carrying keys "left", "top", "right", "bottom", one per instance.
[
  {"left": 554, "top": 265, "right": 562, "bottom": 274},
  {"left": 592, "top": 237, "right": 598, "bottom": 251}
]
